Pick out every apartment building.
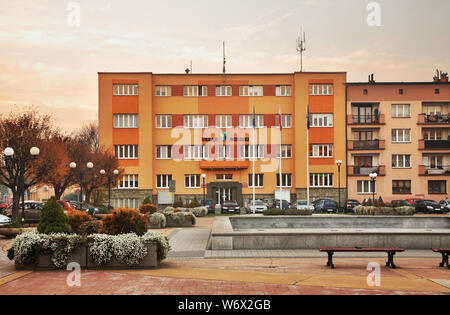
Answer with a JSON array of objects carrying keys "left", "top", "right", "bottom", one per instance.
[
  {"left": 347, "top": 80, "right": 450, "bottom": 202},
  {"left": 98, "top": 72, "right": 347, "bottom": 207}
]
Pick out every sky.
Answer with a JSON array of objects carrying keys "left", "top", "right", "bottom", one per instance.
[{"left": 0, "top": 0, "right": 449, "bottom": 131}]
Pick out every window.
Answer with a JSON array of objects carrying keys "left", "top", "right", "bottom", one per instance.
[
  {"left": 310, "top": 174, "right": 334, "bottom": 188},
  {"left": 310, "top": 114, "right": 333, "bottom": 127},
  {"left": 239, "top": 115, "right": 264, "bottom": 128},
  {"left": 155, "top": 115, "right": 172, "bottom": 129},
  {"left": 309, "top": 144, "right": 333, "bottom": 158},
  {"left": 392, "top": 104, "right": 411, "bottom": 118},
  {"left": 239, "top": 86, "right": 263, "bottom": 97},
  {"left": 435, "top": 89, "right": 440, "bottom": 95},
  {"left": 309, "top": 84, "right": 333, "bottom": 96},
  {"left": 113, "top": 198, "right": 138, "bottom": 209},
  {"left": 184, "top": 115, "right": 208, "bottom": 128},
  {"left": 113, "top": 84, "right": 138, "bottom": 96},
  {"left": 276, "top": 145, "right": 292, "bottom": 158},
  {"left": 217, "top": 145, "right": 231, "bottom": 160},
  {"left": 275, "top": 114, "right": 292, "bottom": 129},
  {"left": 424, "top": 105, "right": 442, "bottom": 115},
  {"left": 276, "top": 85, "right": 292, "bottom": 96},
  {"left": 114, "top": 114, "right": 138, "bottom": 128},
  {"left": 184, "top": 145, "right": 207, "bottom": 160},
  {"left": 155, "top": 86, "right": 171, "bottom": 97},
  {"left": 156, "top": 146, "right": 172, "bottom": 159},
  {"left": 428, "top": 180, "right": 447, "bottom": 194},
  {"left": 249, "top": 174, "right": 264, "bottom": 188},
  {"left": 184, "top": 85, "right": 207, "bottom": 97},
  {"left": 216, "top": 85, "right": 232, "bottom": 96},
  {"left": 392, "top": 129, "right": 411, "bottom": 143},
  {"left": 392, "top": 181, "right": 411, "bottom": 194},
  {"left": 363, "top": 89, "right": 368, "bottom": 95},
  {"left": 423, "top": 130, "right": 442, "bottom": 140},
  {"left": 118, "top": 175, "right": 139, "bottom": 189},
  {"left": 357, "top": 180, "right": 375, "bottom": 194},
  {"left": 114, "top": 145, "right": 138, "bottom": 159},
  {"left": 156, "top": 175, "right": 172, "bottom": 189},
  {"left": 426, "top": 155, "right": 443, "bottom": 168},
  {"left": 216, "top": 115, "right": 232, "bottom": 128},
  {"left": 353, "top": 130, "right": 373, "bottom": 141},
  {"left": 399, "top": 89, "right": 404, "bottom": 95},
  {"left": 276, "top": 174, "right": 292, "bottom": 188},
  {"left": 216, "top": 174, "right": 233, "bottom": 181},
  {"left": 392, "top": 155, "right": 411, "bottom": 168},
  {"left": 239, "top": 145, "right": 264, "bottom": 159},
  {"left": 185, "top": 175, "right": 201, "bottom": 188}
]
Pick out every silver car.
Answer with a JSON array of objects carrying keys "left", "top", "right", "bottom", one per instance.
[
  {"left": 247, "top": 200, "right": 268, "bottom": 213},
  {"left": 0, "top": 214, "right": 11, "bottom": 227},
  {"left": 297, "top": 200, "right": 315, "bottom": 211}
]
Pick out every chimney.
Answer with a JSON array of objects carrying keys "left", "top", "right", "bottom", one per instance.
[{"left": 368, "top": 73, "right": 375, "bottom": 84}]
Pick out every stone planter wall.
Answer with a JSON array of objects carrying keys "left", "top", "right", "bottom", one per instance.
[
  {"left": 166, "top": 215, "right": 193, "bottom": 227},
  {"left": 15, "top": 246, "right": 88, "bottom": 270}
]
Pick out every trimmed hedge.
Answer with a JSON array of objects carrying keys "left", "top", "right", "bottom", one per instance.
[
  {"left": 353, "top": 205, "right": 414, "bottom": 216},
  {"left": 100, "top": 208, "right": 148, "bottom": 236},
  {"left": 263, "top": 209, "right": 313, "bottom": 216},
  {"left": 67, "top": 210, "right": 92, "bottom": 234},
  {"left": 148, "top": 212, "right": 167, "bottom": 228}
]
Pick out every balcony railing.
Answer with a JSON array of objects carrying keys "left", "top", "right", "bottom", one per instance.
[
  {"left": 347, "top": 114, "right": 385, "bottom": 125},
  {"left": 418, "top": 113, "right": 450, "bottom": 125},
  {"left": 348, "top": 140, "right": 385, "bottom": 150},
  {"left": 419, "top": 165, "right": 450, "bottom": 176},
  {"left": 348, "top": 165, "right": 385, "bottom": 176},
  {"left": 419, "top": 139, "right": 450, "bottom": 150}
]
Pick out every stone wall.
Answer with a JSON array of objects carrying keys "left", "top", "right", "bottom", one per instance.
[
  {"left": 110, "top": 189, "right": 153, "bottom": 206},
  {"left": 296, "top": 188, "right": 348, "bottom": 206}
]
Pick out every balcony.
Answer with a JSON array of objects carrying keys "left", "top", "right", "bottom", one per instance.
[
  {"left": 347, "top": 114, "right": 385, "bottom": 126},
  {"left": 419, "top": 165, "right": 450, "bottom": 176},
  {"left": 199, "top": 160, "right": 250, "bottom": 170},
  {"left": 418, "top": 113, "right": 450, "bottom": 126},
  {"left": 419, "top": 139, "right": 450, "bottom": 150},
  {"left": 348, "top": 165, "right": 386, "bottom": 176},
  {"left": 348, "top": 140, "right": 385, "bottom": 151}
]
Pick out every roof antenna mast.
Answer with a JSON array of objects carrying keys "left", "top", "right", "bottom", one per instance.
[
  {"left": 222, "top": 41, "right": 226, "bottom": 75},
  {"left": 296, "top": 28, "right": 306, "bottom": 72}
]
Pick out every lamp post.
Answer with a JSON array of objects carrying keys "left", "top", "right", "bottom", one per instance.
[
  {"left": 3, "top": 146, "right": 40, "bottom": 221},
  {"left": 336, "top": 160, "right": 342, "bottom": 212},
  {"left": 202, "top": 174, "right": 206, "bottom": 203},
  {"left": 100, "top": 169, "right": 119, "bottom": 211},
  {"left": 369, "top": 172, "right": 378, "bottom": 204},
  {"left": 70, "top": 161, "right": 94, "bottom": 206}
]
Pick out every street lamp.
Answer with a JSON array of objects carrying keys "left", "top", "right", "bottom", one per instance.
[
  {"left": 336, "top": 160, "right": 342, "bottom": 212},
  {"left": 369, "top": 172, "right": 378, "bottom": 203},
  {"left": 100, "top": 169, "right": 119, "bottom": 211},
  {"left": 3, "top": 146, "right": 40, "bottom": 221},
  {"left": 201, "top": 174, "right": 206, "bottom": 203},
  {"left": 70, "top": 161, "right": 94, "bottom": 204}
]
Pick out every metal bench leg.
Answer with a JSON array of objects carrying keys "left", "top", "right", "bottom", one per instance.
[
  {"left": 439, "top": 253, "right": 446, "bottom": 268},
  {"left": 386, "top": 252, "right": 397, "bottom": 269},
  {"left": 326, "top": 252, "right": 335, "bottom": 269}
]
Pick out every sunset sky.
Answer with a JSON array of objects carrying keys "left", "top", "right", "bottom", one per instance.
[{"left": 0, "top": 0, "right": 449, "bottom": 131}]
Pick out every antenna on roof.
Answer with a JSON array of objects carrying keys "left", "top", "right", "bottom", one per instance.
[
  {"left": 222, "top": 41, "right": 226, "bottom": 75},
  {"left": 296, "top": 28, "right": 306, "bottom": 72}
]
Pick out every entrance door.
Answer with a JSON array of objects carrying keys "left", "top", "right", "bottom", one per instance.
[{"left": 215, "top": 188, "right": 234, "bottom": 205}]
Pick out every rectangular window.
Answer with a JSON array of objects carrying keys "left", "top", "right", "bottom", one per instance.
[
  {"left": 249, "top": 174, "right": 264, "bottom": 188},
  {"left": 185, "top": 174, "right": 201, "bottom": 189},
  {"left": 184, "top": 85, "right": 207, "bottom": 97},
  {"left": 357, "top": 180, "right": 375, "bottom": 194},
  {"left": 310, "top": 174, "right": 334, "bottom": 188},
  {"left": 392, "top": 129, "right": 411, "bottom": 143},
  {"left": 276, "top": 174, "right": 292, "bottom": 188},
  {"left": 275, "top": 114, "right": 292, "bottom": 129},
  {"left": 275, "top": 85, "right": 292, "bottom": 96},
  {"left": 426, "top": 155, "right": 443, "bottom": 169},
  {"left": 114, "top": 145, "right": 138, "bottom": 159},
  {"left": 309, "top": 84, "right": 333, "bottom": 96},
  {"left": 392, "top": 155, "right": 411, "bottom": 168},
  {"left": 114, "top": 114, "right": 138, "bottom": 128},
  {"left": 392, "top": 104, "right": 411, "bottom": 118},
  {"left": 118, "top": 175, "right": 139, "bottom": 189},
  {"left": 276, "top": 145, "right": 293, "bottom": 158},
  {"left": 216, "top": 115, "right": 232, "bottom": 128},
  {"left": 428, "top": 180, "right": 447, "bottom": 194},
  {"left": 309, "top": 144, "right": 333, "bottom": 158},
  {"left": 155, "top": 86, "right": 172, "bottom": 97},
  {"left": 239, "top": 115, "right": 264, "bottom": 128},
  {"left": 113, "top": 84, "right": 138, "bottom": 96},
  {"left": 156, "top": 146, "right": 172, "bottom": 159},
  {"left": 216, "top": 174, "right": 233, "bottom": 181},
  {"left": 239, "top": 145, "right": 264, "bottom": 159},
  {"left": 156, "top": 175, "right": 172, "bottom": 189},
  {"left": 216, "top": 85, "right": 232, "bottom": 96},
  {"left": 217, "top": 145, "right": 231, "bottom": 160},
  {"left": 392, "top": 180, "right": 411, "bottom": 194},
  {"left": 113, "top": 198, "right": 138, "bottom": 209},
  {"left": 310, "top": 114, "right": 333, "bottom": 127},
  {"left": 155, "top": 115, "right": 172, "bottom": 129},
  {"left": 239, "top": 86, "right": 263, "bottom": 97},
  {"left": 184, "top": 145, "right": 207, "bottom": 160},
  {"left": 184, "top": 115, "right": 208, "bottom": 128},
  {"left": 423, "top": 130, "right": 442, "bottom": 140}
]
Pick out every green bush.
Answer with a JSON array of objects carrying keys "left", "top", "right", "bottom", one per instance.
[
  {"left": 164, "top": 211, "right": 196, "bottom": 225},
  {"left": 263, "top": 209, "right": 284, "bottom": 216},
  {"left": 148, "top": 212, "right": 167, "bottom": 228},
  {"left": 283, "top": 209, "right": 313, "bottom": 216},
  {"left": 173, "top": 199, "right": 184, "bottom": 208},
  {"left": 142, "top": 196, "right": 152, "bottom": 206},
  {"left": 97, "top": 205, "right": 112, "bottom": 214},
  {"left": 37, "top": 197, "right": 72, "bottom": 234},
  {"left": 183, "top": 207, "right": 208, "bottom": 217}
]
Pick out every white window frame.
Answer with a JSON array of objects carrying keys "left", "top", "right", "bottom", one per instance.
[
  {"left": 113, "top": 198, "right": 138, "bottom": 209},
  {"left": 249, "top": 174, "right": 264, "bottom": 188},
  {"left": 155, "top": 86, "right": 172, "bottom": 97},
  {"left": 113, "top": 84, "right": 138, "bottom": 96},
  {"left": 114, "top": 145, "right": 138, "bottom": 159},
  {"left": 216, "top": 174, "right": 233, "bottom": 181},
  {"left": 156, "top": 145, "right": 172, "bottom": 160},
  {"left": 155, "top": 115, "right": 172, "bottom": 129},
  {"left": 309, "top": 144, "right": 333, "bottom": 158},
  {"left": 114, "top": 114, "right": 138, "bottom": 129},
  {"left": 310, "top": 114, "right": 333, "bottom": 128},
  {"left": 309, "top": 84, "right": 333, "bottom": 96},
  {"left": 357, "top": 180, "right": 376, "bottom": 194},
  {"left": 392, "top": 129, "right": 411, "bottom": 143},
  {"left": 276, "top": 145, "right": 293, "bottom": 158},
  {"left": 276, "top": 174, "right": 292, "bottom": 188},
  {"left": 183, "top": 85, "right": 208, "bottom": 97},
  {"left": 392, "top": 155, "right": 411, "bottom": 168},
  {"left": 184, "top": 145, "right": 207, "bottom": 160},
  {"left": 239, "top": 115, "right": 264, "bottom": 128},
  {"left": 156, "top": 175, "right": 172, "bottom": 189},
  {"left": 275, "top": 114, "right": 292, "bottom": 129},
  {"left": 118, "top": 175, "right": 139, "bottom": 189},
  {"left": 239, "top": 145, "right": 264, "bottom": 160},
  {"left": 276, "top": 85, "right": 292, "bottom": 97},
  {"left": 184, "top": 115, "right": 208, "bottom": 129},
  {"left": 184, "top": 174, "right": 201, "bottom": 189},
  {"left": 216, "top": 115, "right": 232, "bottom": 128},
  {"left": 217, "top": 145, "right": 231, "bottom": 160},
  {"left": 239, "top": 86, "right": 263, "bottom": 97},
  {"left": 216, "top": 85, "right": 232, "bottom": 97},
  {"left": 392, "top": 104, "right": 411, "bottom": 118},
  {"left": 310, "top": 173, "right": 334, "bottom": 188}
]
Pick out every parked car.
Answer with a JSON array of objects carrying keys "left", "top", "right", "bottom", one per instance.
[
  {"left": 201, "top": 199, "right": 215, "bottom": 213},
  {"left": 67, "top": 201, "right": 99, "bottom": 215},
  {"left": 4, "top": 201, "right": 43, "bottom": 223},
  {"left": 0, "top": 203, "right": 9, "bottom": 214},
  {"left": 407, "top": 198, "right": 423, "bottom": 206},
  {"left": 439, "top": 200, "right": 450, "bottom": 213},
  {"left": 57, "top": 200, "right": 73, "bottom": 213},
  {"left": 0, "top": 214, "right": 11, "bottom": 227},
  {"left": 221, "top": 201, "right": 241, "bottom": 214},
  {"left": 273, "top": 200, "right": 290, "bottom": 210},
  {"left": 344, "top": 200, "right": 360, "bottom": 213},
  {"left": 296, "top": 200, "right": 314, "bottom": 211},
  {"left": 392, "top": 200, "right": 413, "bottom": 207},
  {"left": 246, "top": 200, "right": 268, "bottom": 213},
  {"left": 262, "top": 198, "right": 274, "bottom": 209},
  {"left": 415, "top": 200, "right": 444, "bottom": 214},
  {"left": 314, "top": 200, "right": 338, "bottom": 213}
]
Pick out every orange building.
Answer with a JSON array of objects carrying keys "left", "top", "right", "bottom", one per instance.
[
  {"left": 98, "top": 72, "right": 347, "bottom": 208},
  {"left": 347, "top": 78, "right": 450, "bottom": 202}
]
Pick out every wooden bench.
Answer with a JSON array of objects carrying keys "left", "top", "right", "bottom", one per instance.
[
  {"left": 432, "top": 248, "right": 450, "bottom": 269},
  {"left": 319, "top": 247, "right": 405, "bottom": 269}
]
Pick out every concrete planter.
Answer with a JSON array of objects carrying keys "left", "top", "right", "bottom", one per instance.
[
  {"left": 165, "top": 214, "right": 194, "bottom": 227},
  {"left": 0, "top": 228, "right": 26, "bottom": 238},
  {"left": 15, "top": 246, "right": 88, "bottom": 270}
]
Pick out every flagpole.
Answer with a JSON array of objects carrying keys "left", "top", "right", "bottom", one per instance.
[
  {"left": 306, "top": 105, "right": 310, "bottom": 206},
  {"left": 279, "top": 105, "right": 283, "bottom": 210},
  {"left": 252, "top": 105, "right": 256, "bottom": 214}
]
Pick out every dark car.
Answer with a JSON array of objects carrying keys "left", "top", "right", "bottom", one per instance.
[
  {"left": 221, "top": 201, "right": 240, "bottom": 214},
  {"left": 392, "top": 200, "right": 412, "bottom": 208},
  {"left": 415, "top": 200, "right": 444, "bottom": 214},
  {"left": 67, "top": 201, "right": 99, "bottom": 215},
  {"left": 344, "top": 200, "right": 360, "bottom": 213},
  {"left": 4, "top": 201, "right": 43, "bottom": 222},
  {"left": 407, "top": 198, "right": 423, "bottom": 206},
  {"left": 439, "top": 200, "right": 450, "bottom": 213},
  {"left": 314, "top": 200, "right": 338, "bottom": 213},
  {"left": 201, "top": 199, "right": 215, "bottom": 213},
  {"left": 273, "top": 200, "right": 290, "bottom": 210}
]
